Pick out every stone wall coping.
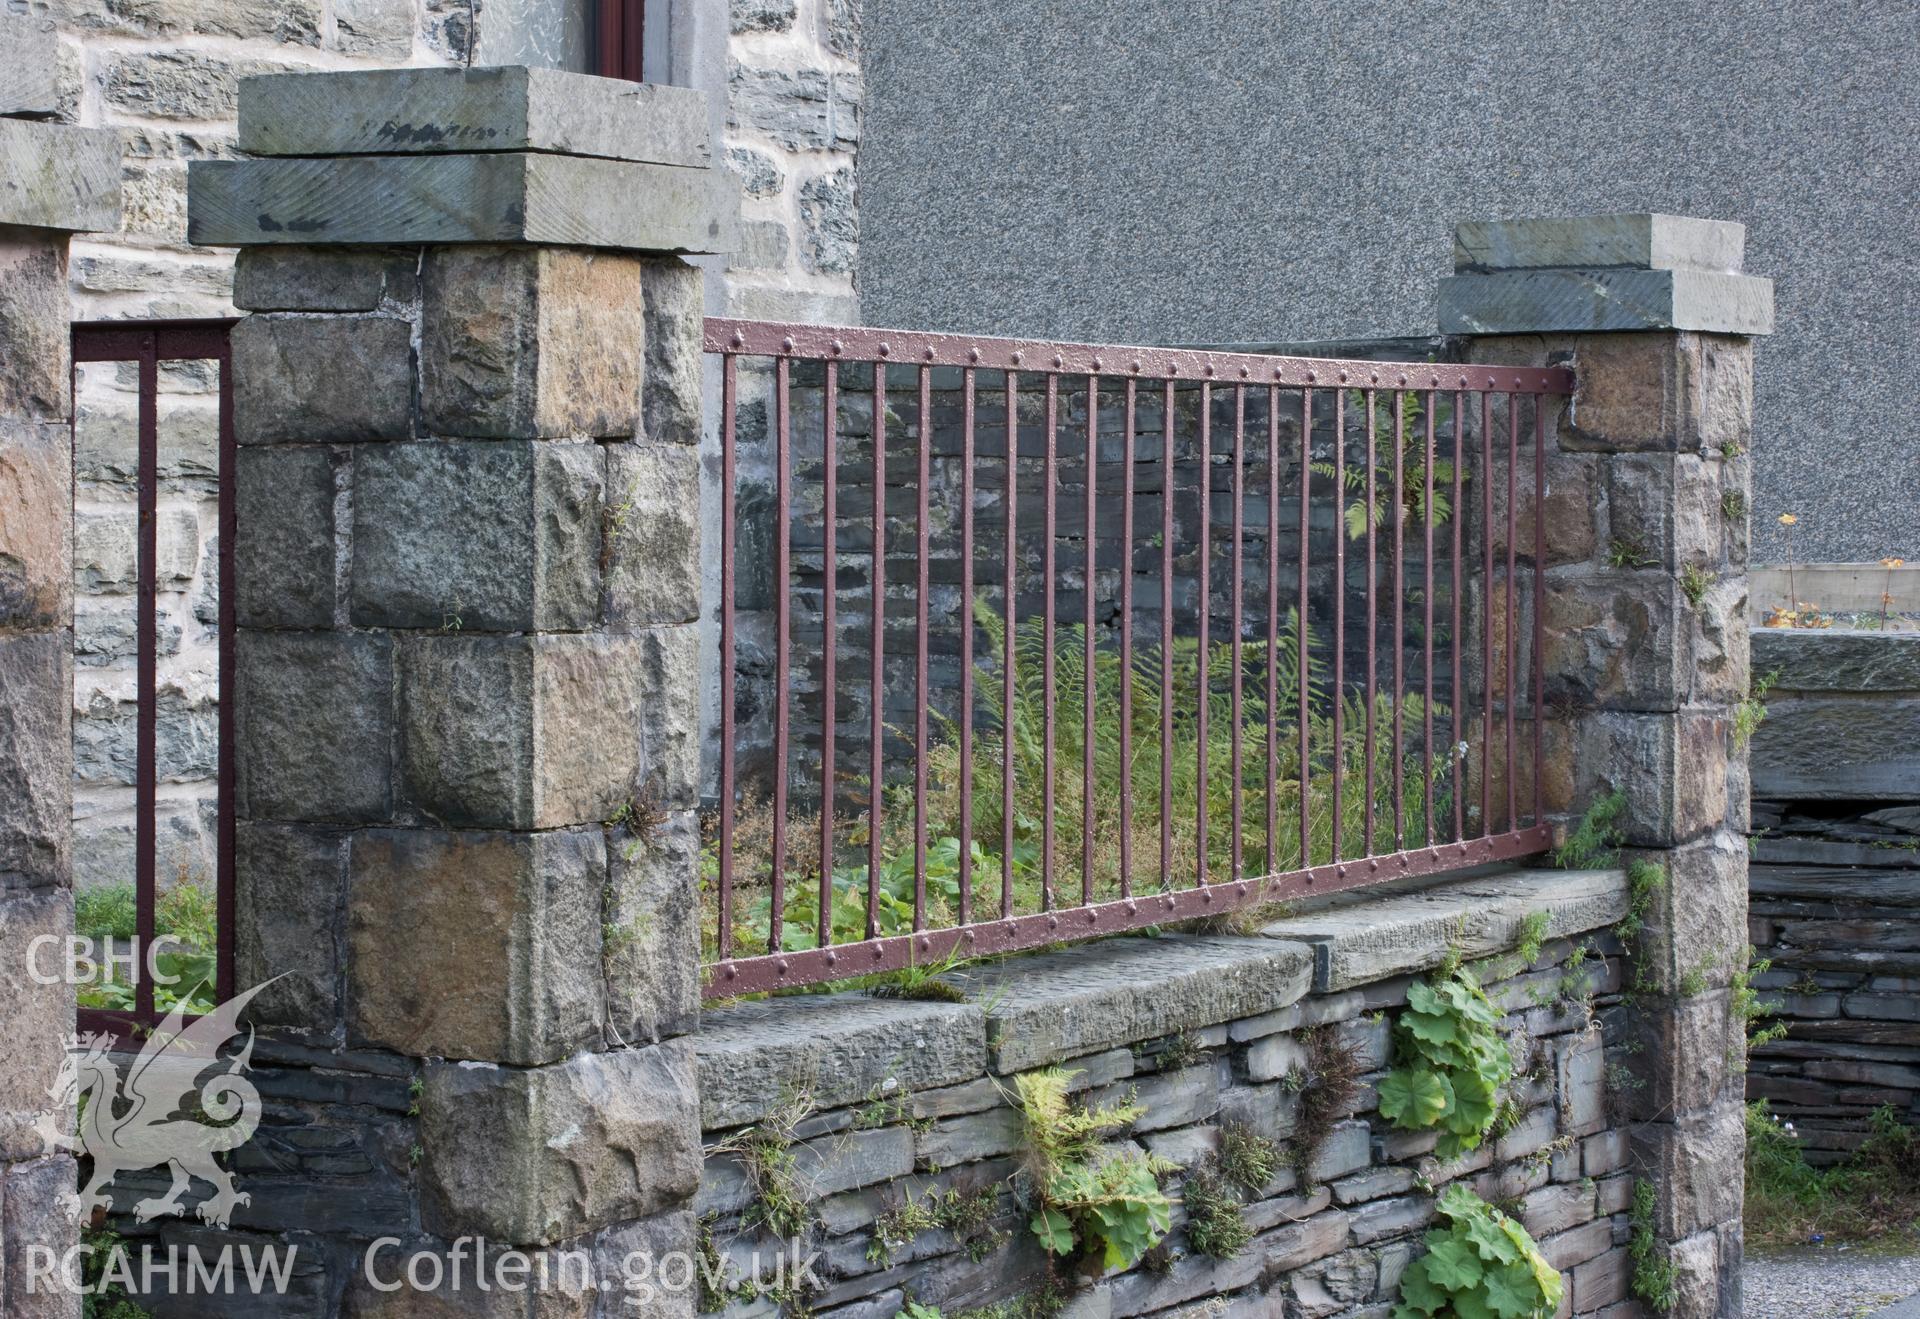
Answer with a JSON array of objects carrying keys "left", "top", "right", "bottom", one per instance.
[
  {"left": 696, "top": 866, "right": 1630, "bottom": 1128},
  {"left": 1753, "top": 629, "right": 1920, "bottom": 693},
  {"left": 1258, "top": 866, "right": 1631, "bottom": 993},
  {"left": 188, "top": 152, "right": 737, "bottom": 254},
  {"left": 0, "top": 117, "right": 121, "bottom": 234},
  {"left": 236, "top": 66, "right": 711, "bottom": 168},
  {"left": 1453, "top": 214, "right": 1746, "bottom": 275},
  {"left": 1436, "top": 267, "right": 1774, "bottom": 337}
]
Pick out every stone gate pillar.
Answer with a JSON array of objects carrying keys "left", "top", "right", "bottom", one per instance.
[
  {"left": 1441, "top": 214, "right": 1771, "bottom": 1319},
  {"left": 188, "top": 65, "right": 734, "bottom": 1309},
  {"left": 0, "top": 14, "right": 120, "bottom": 1315}
]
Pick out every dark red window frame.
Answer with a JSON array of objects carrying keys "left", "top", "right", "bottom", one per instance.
[{"left": 594, "top": 0, "right": 646, "bottom": 81}]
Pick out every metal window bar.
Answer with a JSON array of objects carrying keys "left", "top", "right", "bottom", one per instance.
[
  {"left": 71, "top": 319, "right": 237, "bottom": 1036},
  {"left": 704, "top": 320, "right": 1568, "bottom": 998}
]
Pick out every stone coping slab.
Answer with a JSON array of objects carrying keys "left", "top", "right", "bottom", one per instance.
[
  {"left": 954, "top": 933, "right": 1317, "bottom": 1074},
  {"left": 237, "top": 66, "right": 710, "bottom": 167},
  {"left": 1258, "top": 867, "right": 1631, "bottom": 992},
  {"left": 695, "top": 995, "right": 985, "bottom": 1131},
  {"left": 695, "top": 866, "right": 1628, "bottom": 1125},
  {"left": 1454, "top": 214, "right": 1745, "bottom": 274},
  {"left": 0, "top": 118, "right": 120, "bottom": 233},
  {"left": 188, "top": 153, "right": 735, "bottom": 254},
  {"left": 1436, "top": 268, "right": 1774, "bottom": 336},
  {"left": 1753, "top": 629, "right": 1920, "bottom": 693}
]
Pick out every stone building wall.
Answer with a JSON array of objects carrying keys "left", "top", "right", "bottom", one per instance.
[
  {"left": 1746, "top": 629, "right": 1920, "bottom": 1162},
  {"left": 695, "top": 868, "right": 1647, "bottom": 1319}
]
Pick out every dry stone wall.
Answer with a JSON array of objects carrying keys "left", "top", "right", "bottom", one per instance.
[
  {"left": 694, "top": 868, "right": 1643, "bottom": 1319},
  {"left": 1746, "top": 629, "right": 1920, "bottom": 1161}
]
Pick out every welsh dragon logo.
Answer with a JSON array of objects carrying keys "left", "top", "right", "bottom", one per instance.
[{"left": 39, "top": 978, "right": 279, "bottom": 1227}]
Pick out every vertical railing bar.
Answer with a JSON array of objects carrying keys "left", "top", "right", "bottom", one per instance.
[
  {"left": 867, "top": 360, "right": 886, "bottom": 938},
  {"left": 1451, "top": 389, "right": 1466, "bottom": 844},
  {"left": 770, "top": 356, "right": 792, "bottom": 951},
  {"left": 1196, "top": 380, "right": 1212, "bottom": 888},
  {"left": 1532, "top": 394, "right": 1547, "bottom": 828},
  {"left": 1422, "top": 390, "right": 1436, "bottom": 848},
  {"left": 1330, "top": 387, "right": 1345, "bottom": 862},
  {"left": 1363, "top": 387, "right": 1377, "bottom": 856},
  {"left": 1083, "top": 373, "right": 1098, "bottom": 906},
  {"left": 1479, "top": 391, "right": 1493, "bottom": 839},
  {"left": 135, "top": 338, "right": 157, "bottom": 1020},
  {"left": 1120, "top": 378, "right": 1136, "bottom": 899},
  {"left": 1229, "top": 383, "right": 1245, "bottom": 883},
  {"left": 1392, "top": 389, "right": 1406, "bottom": 851},
  {"left": 1298, "top": 388, "right": 1312, "bottom": 871},
  {"left": 1265, "top": 385, "right": 1280, "bottom": 876},
  {"left": 1042, "top": 372, "right": 1059, "bottom": 911},
  {"left": 1506, "top": 391, "right": 1520, "bottom": 834},
  {"left": 959, "top": 367, "right": 976, "bottom": 925},
  {"left": 1002, "top": 371, "right": 1017, "bottom": 919},
  {"left": 718, "top": 355, "right": 738, "bottom": 963},
  {"left": 818, "top": 361, "right": 838, "bottom": 948},
  {"left": 913, "top": 364, "right": 931, "bottom": 931},
  {"left": 1160, "top": 379, "right": 1175, "bottom": 890},
  {"left": 215, "top": 340, "right": 236, "bottom": 1003}
]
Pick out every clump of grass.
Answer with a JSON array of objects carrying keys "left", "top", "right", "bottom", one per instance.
[
  {"left": 1745, "top": 1101, "right": 1920, "bottom": 1249},
  {"left": 1733, "top": 669, "right": 1778, "bottom": 752},
  {"left": 1680, "top": 563, "right": 1717, "bottom": 608},
  {"left": 1181, "top": 1160, "right": 1253, "bottom": 1260},
  {"left": 710, "top": 1090, "right": 815, "bottom": 1239},
  {"left": 1607, "top": 536, "right": 1657, "bottom": 569},
  {"left": 872, "top": 948, "right": 972, "bottom": 1003},
  {"left": 1554, "top": 791, "right": 1625, "bottom": 870},
  {"left": 870, "top": 1184, "right": 1005, "bottom": 1265},
  {"left": 1217, "top": 1121, "right": 1281, "bottom": 1198},
  {"left": 1288, "top": 1025, "right": 1365, "bottom": 1180},
  {"left": 1148, "top": 1032, "right": 1207, "bottom": 1073},
  {"left": 1513, "top": 908, "right": 1550, "bottom": 967},
  {"left": 1721, "top": 490, "right": 1748, "bottom": 522}
]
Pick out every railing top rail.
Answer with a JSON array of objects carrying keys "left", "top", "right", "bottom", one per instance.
[{"left": 704, "top": 317, "right": 1577, "bottom": 395}]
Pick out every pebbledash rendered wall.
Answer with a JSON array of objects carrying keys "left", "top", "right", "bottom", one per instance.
[
  {"left": 854, "top": 0, "right": 1917, "bottom": 567},
  {"left": 1745, "top": 629, "right": 1920, "bottom": 1162}
]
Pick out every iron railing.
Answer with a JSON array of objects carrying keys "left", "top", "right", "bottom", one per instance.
[{"left": 704, "top": 319, "right": 1571, "bottom": 997}]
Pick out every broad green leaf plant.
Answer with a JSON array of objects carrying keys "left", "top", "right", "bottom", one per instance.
[
  {"left": 1376, "top": 969, "right": 1513, "bottom": 1159},
  {"left": 1011, "top": 1067, "right": 1173, "bottom": 1272},
  {"left": 1394, "top": 1184, "right": 1562, "bottom": 1319}
]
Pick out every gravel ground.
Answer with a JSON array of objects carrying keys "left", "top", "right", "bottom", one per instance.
[{"left": 1745, "top": 1248, "right": 1920, "bottom": 1317}]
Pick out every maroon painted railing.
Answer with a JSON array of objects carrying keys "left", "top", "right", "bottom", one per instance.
[
  {"left": 704, "top": 318, "right": 1569, "bottom": 998},
  {"left": 71, "top": 319, "right": 237, "bottom": 1037}
]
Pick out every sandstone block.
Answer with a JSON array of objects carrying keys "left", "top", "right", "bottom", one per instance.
[
  {"left": 604, "top": 443, "right": 702, "bottom": 627},
  {"left": 1630, "top": 830, "right": 1748, "bottom": 997},
  {"left": 696, "top": 995, "right": 984, "bottom": 1129},
  {"left": 236, "top": 630, "right": 392, "bottom": 823},
  {"left": 350, "top": 439, "right": 604, "bottom": 632},
  {"left": 0, "top": 236, "right": 70, "bottom": 422},
  {"left": 1628, "top": 990, "right": 1739, "bottom": 1120},
  {"left": 238, "top": 67, "right": 711, "bottom": 166},
  {"left": 0, "top": 14, "right": 61, "bottom": 116},
  {"left": 234, "top": 444, "right": 335, "bottom": 627},
  {"left": 958, "top": 934, "right": 1313, "bottom": 1072},
  {"left": 1547, "top": 709, "right": 1727, "bottom": 848},
  {"left": 3, "top": 1154, "right": 81, "bottom": 1319},
  {"left": 422, "top": 246, "right": 644, "bottom": 440},
  {"left": 232, "top": 247, "right": 416, "bottom": 312},
  {"left": 641, "top": 259, "right": 704, "bottom": 446},
  {"left": 348, "top": 826, "right": 605, "bottom": 1065},
  {"left": 0, "top": 891, "right": 74, "bottom": 1160},
  {"left": 0, "top": 418, "right": 70, "bottom": 629},
  {"left": 235, "top": 822, "right": 347, "bottom": 1036},
  {"left": 1542, "top": 569, "right": 1685, "bottom": 713},
  {"left": 1632, "top": 1103, "right": 1745, "bottom": 1239},
  {"left": 0, "top": 119, "right": 120, "bottom": 233},
  {"left": 420, "top": 1042, "right": 700, "bottom": 1245},
  {"left": 232, "top": 314, "right": 412, "bottom": 443},
  {"left": 1560, "top": 334, "right": 1720, "bottom": 454},
  {"left": 398, "top": 633, "right": 662, "bottom": 830},
  {"left": 604, "top": 811, "right": 701, "bottom": 1045},
  {"left": 0, "top": 634, "right": 71, "bottom": 888}
]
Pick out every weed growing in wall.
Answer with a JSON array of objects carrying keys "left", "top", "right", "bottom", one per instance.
[
  {"left": 1392, "top": 1183, "right": 1561, "bottom": 1319},
  {"left": 1627, "top": 1180, "right": 1677, "bottom": 1312},
  {"left": 1732, "top": 669, "right": 1778, "bottom": 751},
  {"left": 1729, "top": 948, "right": 1788, "bottom": 1065},
  {"left": 1377, "top": 970, "right": 1514, "bottom": 1159},
  {"left": 1552, "top": 792, "right": 1625, "bottom": 871},
  {"left": 1216, "top": 1120, "right": 1281, "bottom": 1197},
  {"left": 1010, "top": 1067, "right": 1173, "bottom": 1272},
  {"left": 1181, "top": 1159, "right": 1253, "bottom": 1260},
  {"left": 710, "top": 1091, "right": 816, "bottom": 1239},
  {"left": 1286, "top": 1027, "right": 1365, "bottom": 1179}
]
